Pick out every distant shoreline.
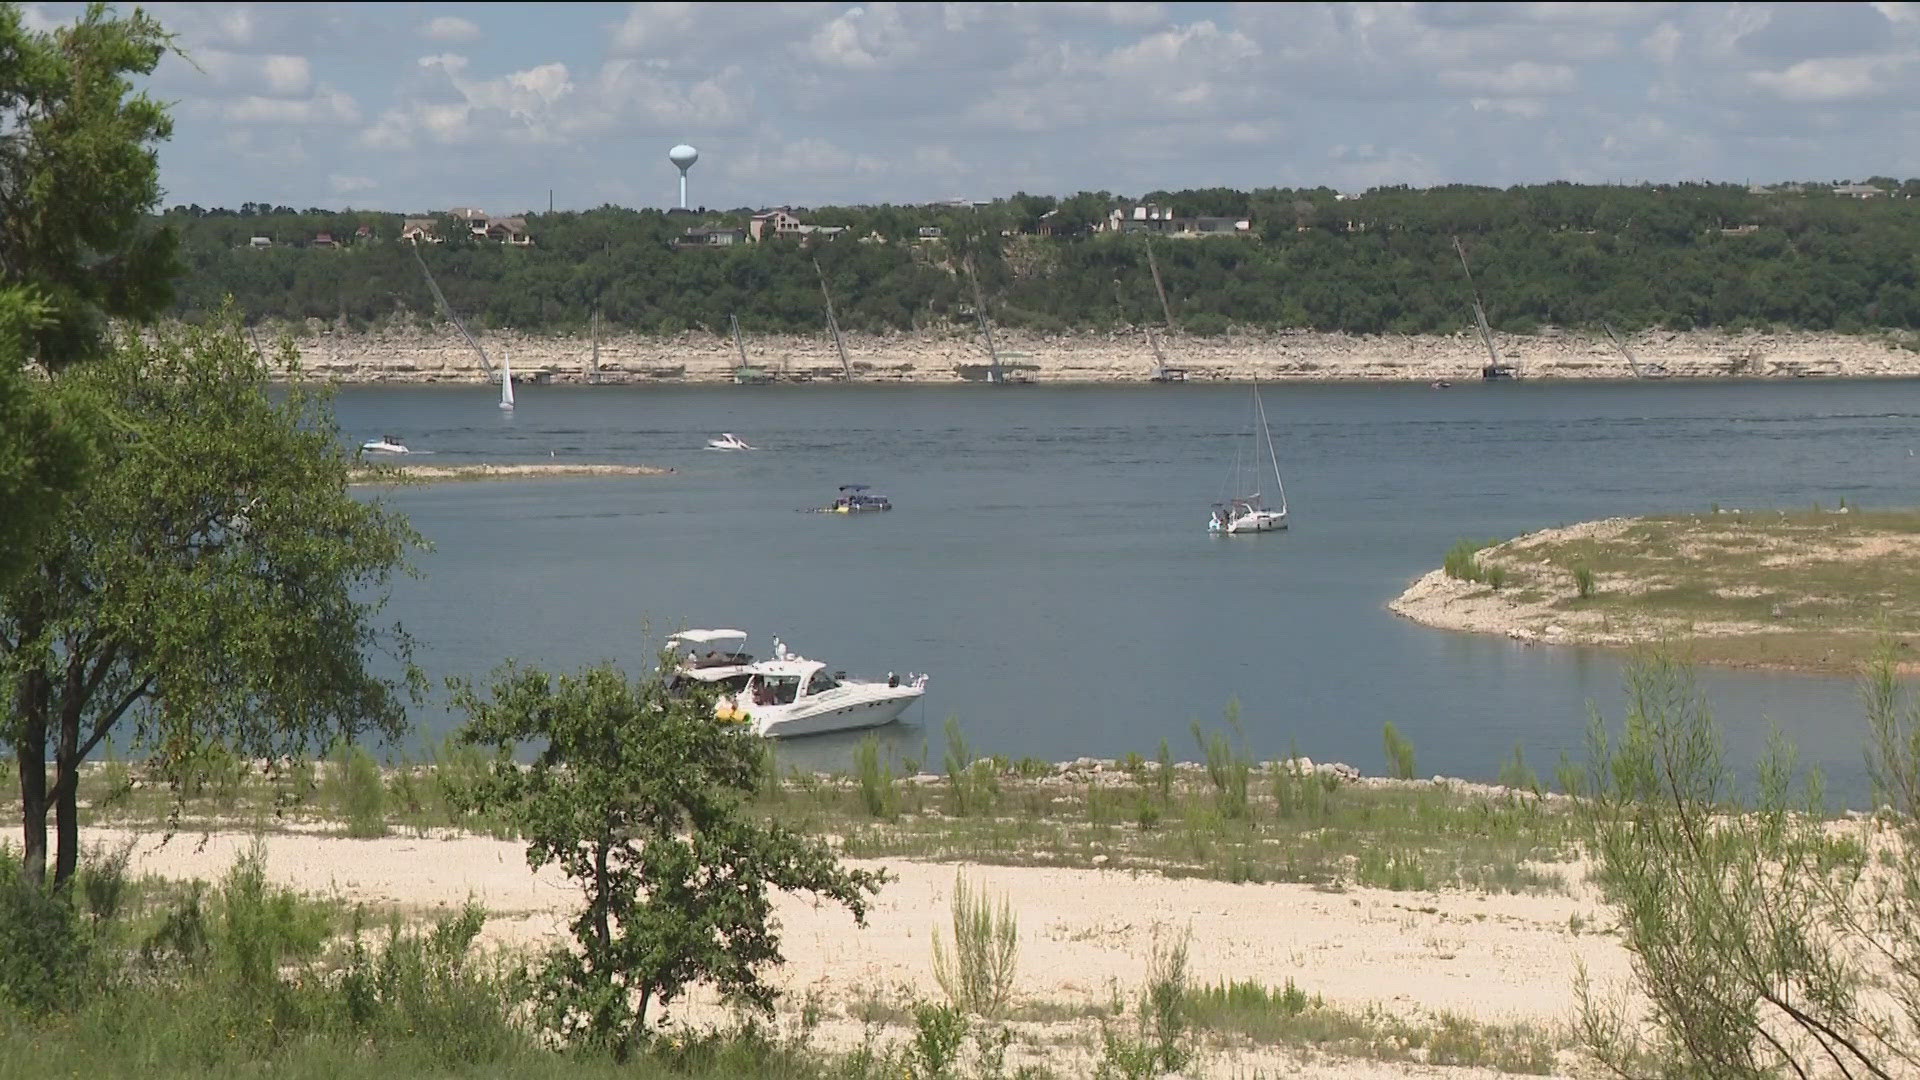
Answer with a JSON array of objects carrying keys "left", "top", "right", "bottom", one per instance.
[{"left": 270, "top": 323, "right": 1920, "bottom": 385}]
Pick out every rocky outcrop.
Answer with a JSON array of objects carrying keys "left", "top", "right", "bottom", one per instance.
[{"left": 271, "top": 321, "right": 1920, "bottom": 384}]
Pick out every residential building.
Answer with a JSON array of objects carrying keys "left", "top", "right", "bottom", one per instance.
[
  {"left": 311, "top": 232, "right": 337, "bottom": 249},
  {"left": 917, "top": 225, "right": 943, "bottom": 240},
  {"left": 1103, "top": 205, "right": 1252, "bottom": 237},
  {"left": 674, "top": 226, "right": 748, "bottom": 249},
  {"left": 1833, "top": 183, "right": 1886, "bottom": 199},
  {"left": 401, "top": 218, "right": 439, "bottom": 244},
  {"left": 749, "top": 208, "right": 802, "bottom": 242},
  {"left": 486, "top": 216, "right": 533, "bottom": 246},
  {"left": 247, "top": 236, "right": 272, "bottom": 249}
]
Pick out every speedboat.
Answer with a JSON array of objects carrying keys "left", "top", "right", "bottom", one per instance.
[
  {"left": 713, "top": 638, "right": 927, "bottom": 738},
  {"left": 664, "top": 629, "right": 757, "bottom": 691},
  {"left": 360, "top": 435, "right": 410, "bottom": 454},
  {"left": 817, "top": 484, "right": 891, "bottom": 513},
  {"left": 707, "top": 433, "right": 756, "bottom": 451},
  {"left": 1209, "top": 497, "right": 1287, "bottom": 534}
]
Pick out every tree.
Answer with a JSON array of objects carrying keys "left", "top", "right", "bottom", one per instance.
[
  {"left": 0, "top": 3, "right": 180, "bottom": 367},
  {"left": 0, "top": 310, "right": 422, "bottom": 887},
  {"left": 450, "top": 659, "right": 886, "bottom": 1061},
  {"left": 0, "top": 288, "right": 91, "bottom": 588},
  {"left": 1576, "top": 648, "right": 1920, "bottom": 1077}
]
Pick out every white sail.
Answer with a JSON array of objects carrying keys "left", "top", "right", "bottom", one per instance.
[{"left": 500, "top": 350, "right": 515, "bottom": 410}]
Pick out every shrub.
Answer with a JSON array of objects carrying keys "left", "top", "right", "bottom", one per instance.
[
  {"left": 942, "top": 718, "right": 996, "bottom": 817},
  {"left": 855, "top": 734, "right": 896, "bottom": 819},
  {"left": 1192, "top": 707, "right": 1251, "bottom": 820},
  {"left": 932, "top": 871, "right": 1018, "bottom": 1019},
  {"left": 910, "top": 1001, "right": 969, "bottom": 1078},
  {"left": 1498, "top": 743, "right": 1540, "bottom": 795},
  {"left": 0, "top": 850, "right": 91, "bottom": 1014},
  {"left": 1098, "top": 932, "right": 1192, "bottom": 1078},
  {"left": 1572, "top": 563, "right": 1596, "bottom": 599},
  {"left": 1443, "top": 539, "right": 1486, "bottom": 582},
  {"left": 1382, "top": 722, "right": 1417, "bottom": 780},
  {"left": 334, "top": 742, "right": 388, "bottom": 838}
]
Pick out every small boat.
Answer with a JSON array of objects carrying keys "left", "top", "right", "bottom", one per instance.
[
  {"left": 707, "top": 433, "right": 756, "bottom": 451},
  {"left": 1208, "top": 384, "right": 1288, "bottom": 534},
  {"left": 813, "top": 484, "right": 891, "bottom": 513},
  {"left": 499, "top": 350, "right": 516, "bottom": 411},
  {"left": 360, "top": 435, "right": 410, "bottom": 454},
  {"left": 713, "top": 637, "right": 927, "bottom": 738},
  {"left": 1430, "top": 380, "right": 1452, "bottom": 390}
]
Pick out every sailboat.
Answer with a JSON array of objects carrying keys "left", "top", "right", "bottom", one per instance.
[
  {"left": 499, "top": 350, "right": 515, "bottom": 410},
  {"left": 1452, "top": 237, "right": 1516, "bottom": 381},
  {"left": 814, "top": 259, "right": 854, "bottom": 382},
  {"left": 1143, "top": 237, "right": 1189, "bottom": 383},
  {"left": 1208, "top": 384, "right": 1288, "bottom": 534},
  {"left": 1603, "top": 322, "right": 1669, "bottom": 379},
  {"left": 964, "top": 256, "right": 1032, "bottom": 385},
  {"left": 730, "top": 314, "right": 772, "bottom": 385}
]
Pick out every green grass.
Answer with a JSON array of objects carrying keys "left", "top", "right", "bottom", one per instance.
[{"left": 1451, "top": 508, "right": 1920, "bottom": 672}]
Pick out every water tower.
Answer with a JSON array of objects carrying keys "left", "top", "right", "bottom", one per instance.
[{"left": 669, "top": 143, "right": 699, "bottom": 209}]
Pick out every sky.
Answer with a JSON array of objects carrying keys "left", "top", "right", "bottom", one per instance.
[{"left": 21, "top": 1, "right": 1920, "bottom": 214}]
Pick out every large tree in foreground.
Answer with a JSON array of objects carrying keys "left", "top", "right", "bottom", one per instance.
[
  {"left": 0, "top": 2, "right": 179, "bottom": 368},
  {"left": 451, "top": 661, "right": 886, "bottom": 1061},
  {"left": 1577, "top": 648, "right": 1920, "bottom": 1077},
  {"left": 0, "top": 312, "right": 423, "bottom": 886}
]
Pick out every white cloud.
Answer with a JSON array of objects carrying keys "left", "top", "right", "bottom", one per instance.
[
  {"left": 1640, "top": 22, "right": 1682, "bottom": 65},
  {"left": 611, "top": 2, "right": 698, "bottom": 52},
  {"left": 804, "top": 3, "right": 919, "bottom": 70},
  {"left": 1470, "top": 96, "right": 1548, "bottom": 119},
  {"left": 223, "top": 87, "right": 359, "bottom": 125},
  {"left": 1437, "top": 61, "right": 1577, "bottom": 95},
  {"left": 419, "top": 15, "right": 481, "bottom": 43},
  {"left": 1749, "top": 56, "right": 1906, "bottom": 103}
]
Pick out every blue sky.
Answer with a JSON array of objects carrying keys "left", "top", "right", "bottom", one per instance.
[{"left": 24, "top": 2, "right": 1920, "bottom": 214}]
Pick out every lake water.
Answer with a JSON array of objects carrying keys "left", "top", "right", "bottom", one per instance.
[{"left": 337, "top": 379, "right": 1920, "bottom": 802}]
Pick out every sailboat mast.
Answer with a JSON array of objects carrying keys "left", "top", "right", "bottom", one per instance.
[
  {"left": 730, "top": 314, "right": 749, "bottom": 367},
  {"left": 965, "top": 256, "right": 1004, "bottom": 383},
  {"left": 1256, "top": 385, "right": 1285, "bottom": 515},
  {"left": 589, "top": 309, "right": 601, "bottom": 384},
  {"left": 1603, "top": 322, "right": 1644, "bottom": 378},
  {"left": 1144, "top": 235, "right": 1177, "bottom": 331},
  {"left": 813, "top": 259, "right": 853, "bottom": 381},
  {"left": 1452, "top": 236, "right": 1504, "bottom": 371},
  {"left": 412, "top": 243, "right": 495, "bottom": 375}
]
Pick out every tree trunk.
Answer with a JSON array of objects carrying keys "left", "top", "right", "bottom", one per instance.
[
  {"left": 52, "top": 702, "right": 80, "bottom": 887},
  {"left": 14, "top": 674, "right": 48, "bottom": 887},
  {"left": 593, "top": 840, "right": 611, "bottom": 953}
]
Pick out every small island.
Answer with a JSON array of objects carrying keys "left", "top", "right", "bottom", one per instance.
[
  {"left": 348, "top": 462, "right": 674, "bottom": 485},
  {"left": 1391, "top": 508, "right": 1920, "bottom": 673}
]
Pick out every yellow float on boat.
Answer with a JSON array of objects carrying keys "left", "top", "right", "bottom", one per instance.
[{"left": 714, "top": 699, "right": 750, "bottom": 724}]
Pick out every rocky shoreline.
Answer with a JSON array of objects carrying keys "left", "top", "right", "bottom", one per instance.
[{"left": 273, "top": 322, "right": 1920, "bottom": 384}]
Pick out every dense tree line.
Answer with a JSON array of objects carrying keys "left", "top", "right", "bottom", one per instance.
[{"left": 163, "top": 180, "right": 1920, "bottom": 337}]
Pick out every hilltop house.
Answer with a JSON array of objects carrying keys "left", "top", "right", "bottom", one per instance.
[
  {"left": 1103, "top": 205, "right": 1252, "bottom": 237},
  {"left": 401, "top": 209, "right": 534, "bottom": 246},
  {"left": 674, "top": 226, "right": 748, "bottom": 249},
  {"left": 749, "top": 208, "right": 802, "bottom": 242}
]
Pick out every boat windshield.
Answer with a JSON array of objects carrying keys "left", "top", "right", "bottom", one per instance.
[
  {"left": 806, "top": 669, "right": 840, "bottom": 696},
  {"left": 750, "top": 675, "right": 801, "bottom": 706}
]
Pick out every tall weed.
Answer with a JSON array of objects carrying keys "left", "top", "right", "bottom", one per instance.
[
  {"left": 1383, "top": 722, "right": 1418, "bottom": 781},
  {"left": 932, "top": 871, "right": 1018, "bottom": 1019}
]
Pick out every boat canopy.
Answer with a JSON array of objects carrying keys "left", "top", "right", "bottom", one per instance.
[
  {"left": 838, "top": 484, "right": 870, "bottom": 492},
  {"left": 668, "top": 628, "right": 749, "bottom": 646}
]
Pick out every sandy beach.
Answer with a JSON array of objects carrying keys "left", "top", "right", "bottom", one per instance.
[
  {"left": 276, "top": 322, "right": 1920, "bottom": 385},
  {"left": 87, "top": 814, "right": 1627, "bottom": 1077}
]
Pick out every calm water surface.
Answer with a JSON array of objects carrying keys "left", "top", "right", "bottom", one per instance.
[{"left": 337, "top": 380, "right": 1920, "bottom": 801}]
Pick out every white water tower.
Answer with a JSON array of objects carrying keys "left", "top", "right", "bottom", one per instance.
[{"left": 669, "top": 143, "right": 699, "bottom": 209}]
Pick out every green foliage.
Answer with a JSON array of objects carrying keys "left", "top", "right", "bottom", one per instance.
[
  {"left": 0, "top": 845, "right": 91, "bottom": 1013},
  {"left": 1443, "top": 539, "right": 1491, "bottom": 582},
  {"left": 0, "top": 4, "right": 180, "bottom": 366},
  {"left": 855, "top": 734, "right": 896, "bottom": 819},
  {"left": 1575, "top": 647, "right": 1917, "bottom": 1078},
  {"left": 160, "top": 182, "right": 1920, "bottom": 338},
  {"left": 1498, "top": 743, "right": 1540, "bottom": 795},
  {"left": 931, "top": 872, "right": 1018, "bottom": 1020},
  {"left": 1191, "top": 706, "right": 1251, "bottom": 820},
  {"left": 909, "top": 1001, "right": 969, "bottom": 1078},
  {"left": 1154, "top": 738, "right": 1173, "bottom": 804},
  {"left": 1572, "top": 563, "right": 1597, "bottom": 599},
  {"left": 0, "top": 289, "right": 91, "bottom": 588},
  {"left": 0, "top": 308, "right": 422, "bottom": 886},
  {"left": 1382, "top": 722, "right": 1417, "bottom": 781},
  {"left": 1097, "top": 933, "right": 1192, "bottom": 1079},
  {"left": 333, "top": 742, "right": 388, "bottom": 838},
  {"left": 450, "top": 658, "right": 886, "bottom": 1061},
  {"left": 943, "top": 718, "right": 997, "bottom": 817}
]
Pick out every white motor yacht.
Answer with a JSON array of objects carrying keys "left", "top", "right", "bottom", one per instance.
[
  {"left": 707, "top": 433, "right": 756, "bottom": 451},
  {"left": 360, "top": 435, "right": 410, "bottom": 454},
  {"left": 714, "top": 638, "right": 927, "bottom": 738},
  {"left": 664, "top": 629, "right": 757, "bottom": 690}
]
